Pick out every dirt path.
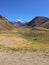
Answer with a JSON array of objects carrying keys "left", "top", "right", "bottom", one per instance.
[{"left": 0, "top": 52, "right": 49, "bottom": 65}]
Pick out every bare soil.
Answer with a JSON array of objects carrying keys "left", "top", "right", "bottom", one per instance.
[
  {"left": 0, "top": 37, "right": 30, "bottom": 44},
  {"left": 0, "top": 52, "right": 49, "bottom": 65}
]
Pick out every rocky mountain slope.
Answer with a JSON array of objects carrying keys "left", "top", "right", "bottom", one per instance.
[{"left": 27, "top": 16, "right": 49, "bottom": 29}]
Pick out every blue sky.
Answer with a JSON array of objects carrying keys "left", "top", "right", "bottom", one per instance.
[{"left": 0, "top": 0, "right": 49, "bottom": 22}]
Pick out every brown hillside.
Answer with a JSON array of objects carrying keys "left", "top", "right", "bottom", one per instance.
[{"left": 0, "top": 15, "right": 16, "bottom": 31}]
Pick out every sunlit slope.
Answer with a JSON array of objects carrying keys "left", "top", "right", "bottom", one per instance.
[{"left": 0, "top": 15, "right": 16, "bottom": 31}]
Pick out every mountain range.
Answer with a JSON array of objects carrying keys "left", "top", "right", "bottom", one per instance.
[{"left": 0, "top": 15, "right": 49, "bottom": 31}]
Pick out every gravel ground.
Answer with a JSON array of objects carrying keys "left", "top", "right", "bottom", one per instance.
[{"left": 0, "top": 52, "right": 49, "bottom": 65}]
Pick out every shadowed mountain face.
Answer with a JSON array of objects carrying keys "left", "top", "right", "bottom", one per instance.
[
  {"left": 0, "top": 15, "right": 16, "bottom": 31},
  {"left": 27, "top": 16, "right": 49, "bottom": 29}
]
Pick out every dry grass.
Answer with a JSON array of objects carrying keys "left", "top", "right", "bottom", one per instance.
[
  {"left": 0, "top": 36, "right": 49, "bottom": 55},
  {"left": 0, "top": 30, "right": 49, "bottom": 55},
  {"left": 34, "top": 27, "right": 49, "bottom": 31}
]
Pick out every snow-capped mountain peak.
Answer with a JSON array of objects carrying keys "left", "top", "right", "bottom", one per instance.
[
  {"left": 13, "top": 19, "right": 26, "bottom": 27},
  {"left": 15, "top": 19, "right": 25, "bottom": 23}
]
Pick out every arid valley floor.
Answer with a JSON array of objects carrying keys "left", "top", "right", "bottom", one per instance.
[{"left": 0, "top": 31, "right": 49, "bottom": 65}]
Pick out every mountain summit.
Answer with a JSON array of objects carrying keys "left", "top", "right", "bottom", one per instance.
[{"left": 27, "top": 16, "right": 49, "bottom": 29}]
